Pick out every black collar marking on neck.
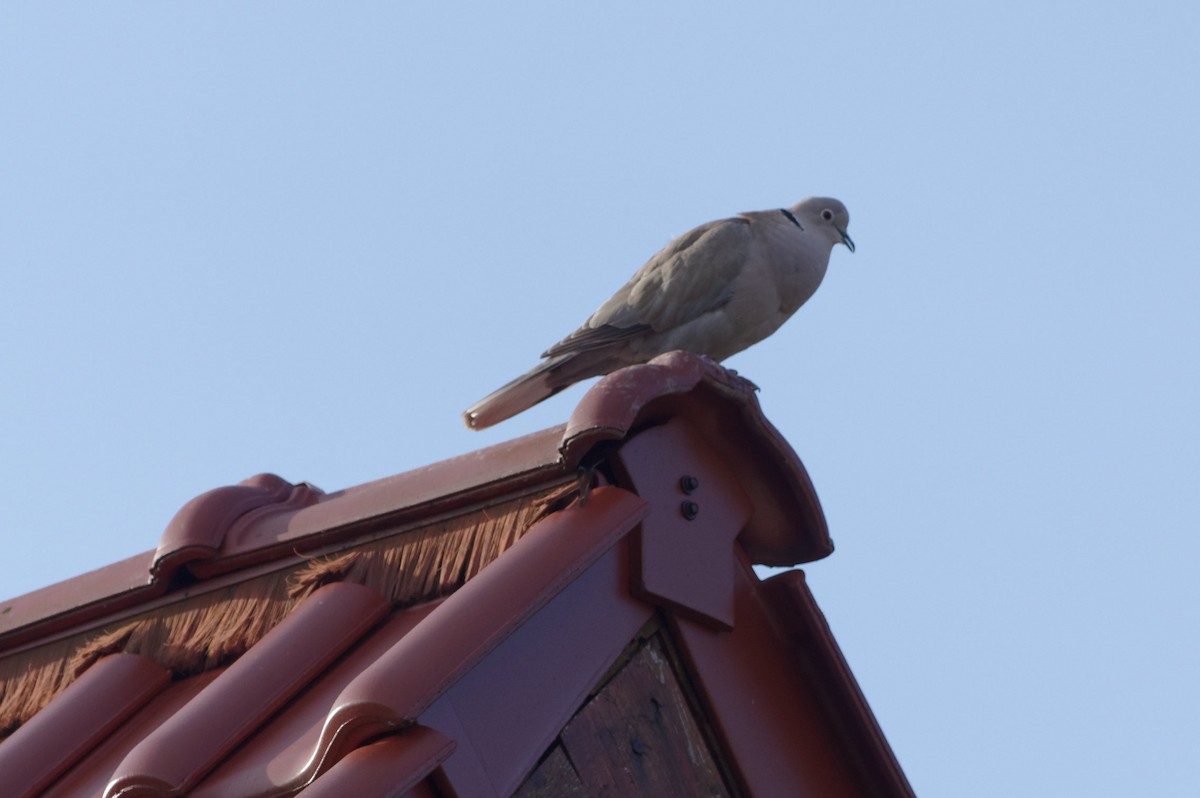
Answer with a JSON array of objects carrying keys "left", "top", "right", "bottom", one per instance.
[{"left": 779, "top": 208, "right": 804, "bottom": 230}]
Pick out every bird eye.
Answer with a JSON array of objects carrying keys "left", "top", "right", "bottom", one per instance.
[{"left": 821, "top": 209, "right": 834, "bottom": 221}]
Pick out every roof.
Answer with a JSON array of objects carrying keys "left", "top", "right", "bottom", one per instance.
[{"left": 0, "top": 351, "right": 911, "bottom": 797}]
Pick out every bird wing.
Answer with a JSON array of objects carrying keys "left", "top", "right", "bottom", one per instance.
[{"left": 544, "top": 216, "right": 753, "bottom": 357}]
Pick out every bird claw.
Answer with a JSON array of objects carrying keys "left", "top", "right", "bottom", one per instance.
[
  {"left": 692, "top": 354, "right": 759, "bottom": 392},
  {"left": 723, "top": 369, "right": 760, "bottom": 392}
]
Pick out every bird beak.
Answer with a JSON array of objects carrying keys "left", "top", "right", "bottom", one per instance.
[{"left": 838, "top": 228, "right": 855, "bottom": 253}]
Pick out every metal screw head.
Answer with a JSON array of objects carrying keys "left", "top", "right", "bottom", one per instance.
[
  {"left": 679, "top": 475, "right": 699, "bottom": 494},
  {"left": 681, "top": 500, "right": 700, "bottom": 520}
]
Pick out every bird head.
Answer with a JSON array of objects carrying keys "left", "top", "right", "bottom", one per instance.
[{"left": 792, "top": 197, "right": 854, "bottom": 253}]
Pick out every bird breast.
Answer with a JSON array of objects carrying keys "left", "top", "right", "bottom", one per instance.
[{"left": 762, "top": 223, "right": 831, "bottom": 317}]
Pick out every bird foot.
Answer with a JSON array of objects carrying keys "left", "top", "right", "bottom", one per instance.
[
  {"left": 722, "top": 368, "right": 760, "bottom": 393},
  {"left": 692, "top": 354, "right": 759, "bottom": 392}
]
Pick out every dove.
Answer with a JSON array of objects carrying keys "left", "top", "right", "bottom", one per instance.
[{"left": 463, "top": 196, "right": 854, "bottom": 429}]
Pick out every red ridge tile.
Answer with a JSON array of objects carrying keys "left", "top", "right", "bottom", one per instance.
[
  {"left": 187, "top": 427, "right": 571, "bottom": 579},
  {"left": 563, "top": 351, "right": 832, "bottom": 566},
  {"left": 759, "top": 569, "right": 915, "bottom": 797},
  {"left": 561, "top": 350, "right": 738, "bottom": 450},
  {"left": 154, "top": 473, "right": 323, "bottom": 579},
  {"left": 0, "top": 552, "right": 158, "bottom": 649},
  {"left": 614, "top": 417, "right": 755, "bottom": 629}
]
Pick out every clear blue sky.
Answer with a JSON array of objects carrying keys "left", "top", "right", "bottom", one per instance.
[{"left": 3, "top": 3, "right": 1198, "bottom": 795}]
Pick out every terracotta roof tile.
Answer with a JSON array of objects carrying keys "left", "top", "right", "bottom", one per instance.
[
  {"left": 564, "top": 350, "right": 831, "bottom": 564},
  {"left": 0, "top": 652, "right": 169, "bottom": 798},
  {"left": 106, "top": 582, "right": 389, "bottom": 797},
  {"left": 613, "top": 416, "right": 755, "bottom": 629},
  {"left": 154, "top": 473, "right": 324, "bottom": 580},
  {"left": 183, "top": 606, "right": 442, "bottom": 798},
  {"left": 295, "top": 728, "right": 454, "bottom": 798},
  {"left": 1, "top": 353, "right": 829, "bottom": 653},
  {"left": 324, "top": 485, "right": 647, "bottom": 733},
  {"left": 0, "top": 353, "right": 911, "bottom": 796},
  {"left": 48, "top": 674, "right": 226, "bottom": 797}
]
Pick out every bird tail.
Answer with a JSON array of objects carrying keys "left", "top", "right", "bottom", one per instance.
[{"left": 463, "top": 359, "right": 569, "bottom": 430}]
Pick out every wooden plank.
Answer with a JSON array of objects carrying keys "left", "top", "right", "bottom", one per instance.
[
  {"left": 513, "top": 745, "right": 587, "bottom": 798},
  {"left": 560, "top": 636, "right": 731, "bottom": 797}
]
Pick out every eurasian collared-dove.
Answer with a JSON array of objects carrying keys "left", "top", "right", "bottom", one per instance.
[{"left": 464, "top": 196, "right": 854, "bottom": 429}]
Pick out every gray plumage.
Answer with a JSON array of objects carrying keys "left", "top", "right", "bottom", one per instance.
[{"left": 464, "top": 196, "right": 854, "bottom": 429}]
